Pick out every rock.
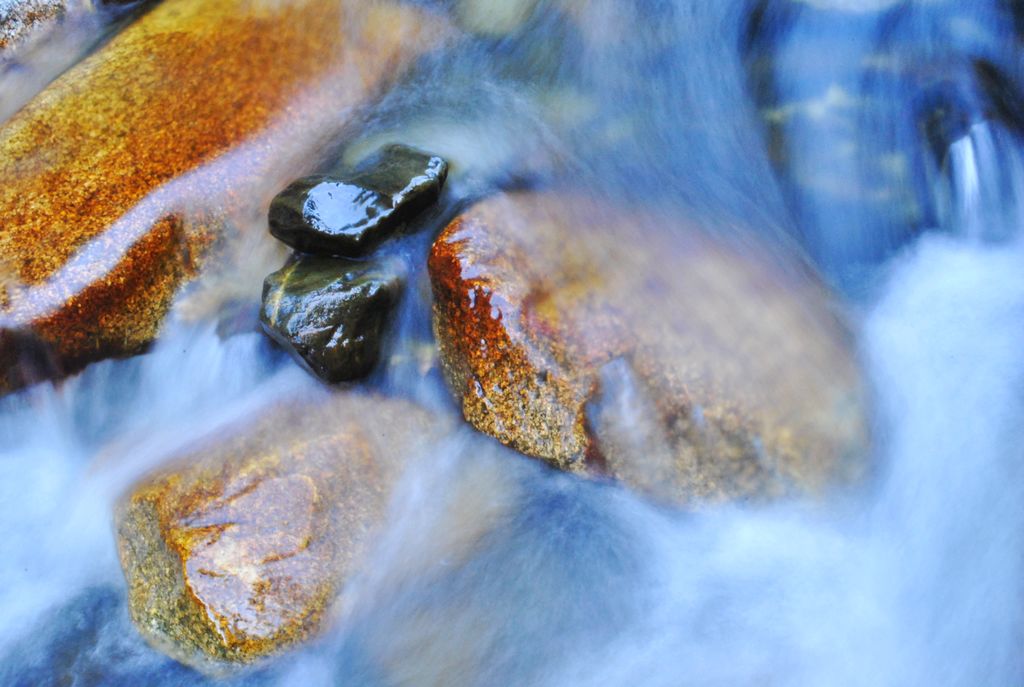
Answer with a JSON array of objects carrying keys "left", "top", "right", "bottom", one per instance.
[
  {"left": 0, "top": 1, "right": 106, "bottom": 121},
  {"left": 0, "top": 0, "right": 448, "bottom": 394},
  {"left": 0, "top": 0, "right": 150, "bottom": 63},
  {"left": 428, "top": 192, "right": 869, "bottom": 504},
  {"left": 454, "top": 0, "right": 540, "bottom": 36},
  {"left": 0, "top": 0, "right": 64, "bottom": 56},
  {"left": 269, "top": 144, "right": 448, "bottom": 257},
  {"left": 260, "top": 256, "right": 404, "bottom": 383},
  {"left": 115, "top": 392, "right": 447, "bottom": 672},
  {"left": 0, "top": 0, "right": 217, "bottom": 127}
]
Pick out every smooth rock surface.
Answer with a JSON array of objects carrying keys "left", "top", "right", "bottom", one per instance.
[
  {"left": 0, "top": 0, "right": 447, "bottom": 394},
  {"left": 115, "top": 392, "right": 447, "bottom": 672},
  {"left": 429, "top": 192, "right": 870, "bottom": 504},
  {"left": 260, "top": 256, "right": 404, "bottom": 383},
  {"left": 269, "top": 144, "right": 448, "bottom": 257}
]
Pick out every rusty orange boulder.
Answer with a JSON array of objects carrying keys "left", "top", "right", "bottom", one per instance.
[
  {"left": 115, "top": 392, "right": 449, "bottom": 672},
  {"left": 429, "top": 192, "right": 870, "bottom": 504},
  {"left": 0, "top": 0, "right": 448, "bottom": 393}
]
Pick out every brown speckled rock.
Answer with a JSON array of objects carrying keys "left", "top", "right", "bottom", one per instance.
[
  {"left": 0, "top": 0, "right": 448, "bottom": 393},
  {"left": 428, "top": 192, "right": 870, "bottom": 504},
  {"left": 0, "top": 0, "right": 65, "bottom": 54},
  {"left": 115, "top": 392, "right": 448, "bottom": 672}
]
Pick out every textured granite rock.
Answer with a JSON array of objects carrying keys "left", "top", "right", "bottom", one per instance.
[
  {"left": 429, "top": 192, "right": 870, "bottom": 504},
  {"left": 0, "top": 0, "right": 448, "bottom": 393},
  {"left": 0, "top": 0, "right": 65, "bottom": 55},
  {"left": 116, "top": 392, "right": 447, "bottom": 672}
]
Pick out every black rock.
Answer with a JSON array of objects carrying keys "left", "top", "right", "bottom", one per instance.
[
  {"left": 260, "top": 256, "right": 404, "bottom": 383},
  {"left": 269, "top": 144, "right": 448, "bottom": 257}
]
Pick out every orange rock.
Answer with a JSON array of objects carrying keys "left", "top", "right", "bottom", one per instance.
[
  {"left": 429, "top": 192, "right": 870, "bottom": 504},
  {"left": 0, "top": 0, "right": 449, "bottom": 392},
  {"left": 115, "top": 392, "right": 449, "bottom": 671}
]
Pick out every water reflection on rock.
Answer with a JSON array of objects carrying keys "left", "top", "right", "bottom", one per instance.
[
  {"left": 269, "top": 145, "right": 448, "bottom": 258},
  {"left": 429, "top": 192, "right": 868, "bottom": 504},
  {"left": 0, "top": 0, "right": 450, "bottom": 394},
  {"left": 260, "top": 257, "right": 405, "bottom": 384},
  {"left": 116, "top": 392, "right": 447, "bottom": 671}
]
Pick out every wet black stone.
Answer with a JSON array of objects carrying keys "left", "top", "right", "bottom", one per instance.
[
  {"left": 269, "top": 144, "right": 448, "bottom": 257},
  {"left": 260, "top": 256, "right": 403, "bottom": 383}
]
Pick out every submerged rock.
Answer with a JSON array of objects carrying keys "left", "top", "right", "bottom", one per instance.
[
  {"left": 115, "top": 392, "right": 447, "bottom": 672},
  {"left": 260, "top": 256, "right": 404, "bottom": 383},
  {"left": 429, "top": 192, "right": 869, "bottom": 504},
  {"left": 453, "top": 0, "right": 540, "bottom": 35},
  {"left": 0, "top": 0, "right": 448, "bottom": 394},
  {"left": 269, "top": 144, "right": 448, "bottom": 257}
]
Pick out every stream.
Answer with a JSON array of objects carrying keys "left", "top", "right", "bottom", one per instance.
[{"left": 1, "top": 0, "right": 1022, "bottom": 685}]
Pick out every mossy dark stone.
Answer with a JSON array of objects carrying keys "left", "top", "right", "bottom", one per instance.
[
  {"left": 268, "top": 144, "right": 448, "bottom": 257},
  {"left": 260, "top": 256, "right": 403, "bottom": 382}
]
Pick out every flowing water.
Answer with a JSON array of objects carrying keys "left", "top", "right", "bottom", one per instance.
[{"left": 1, "top": 0, "right": 1023, "bottom": 685}]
